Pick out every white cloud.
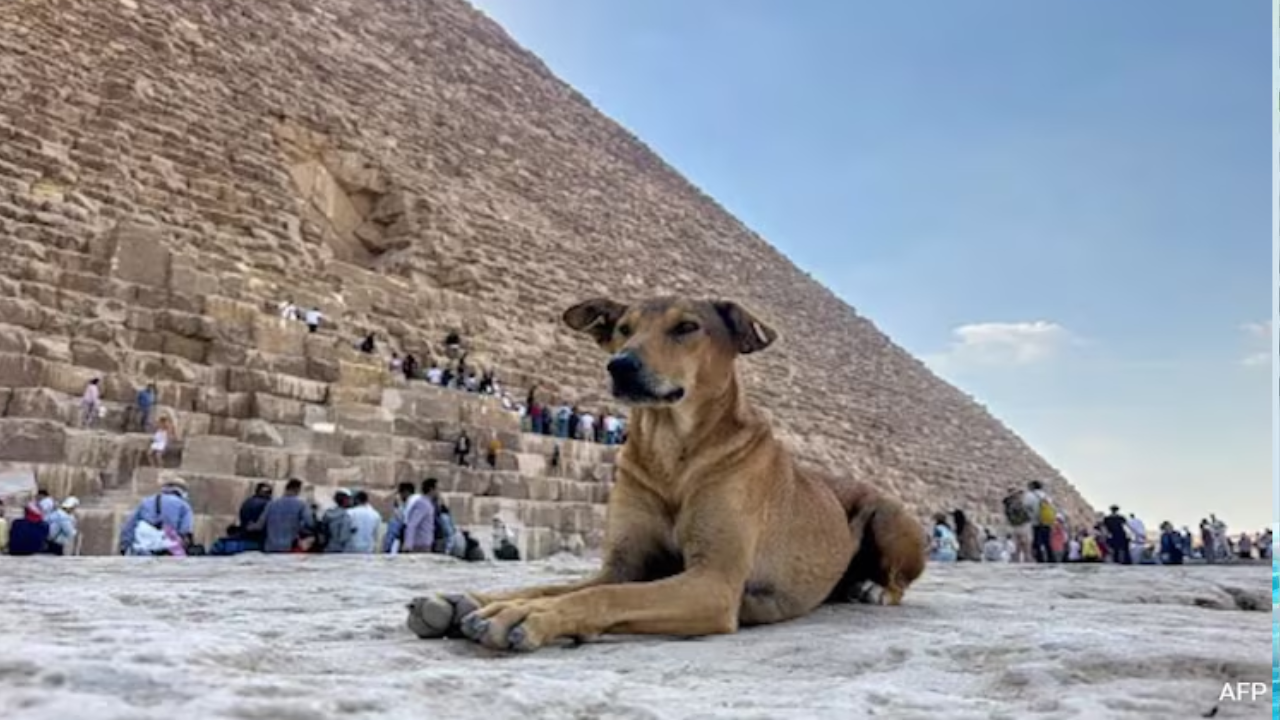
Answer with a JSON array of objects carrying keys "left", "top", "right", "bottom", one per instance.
[
  {"left": 1239, "top": 321, "right": 1271, "bottom": 368},
  {"left": 925, "top": 320, "right": 1073, "bottom": 372}
]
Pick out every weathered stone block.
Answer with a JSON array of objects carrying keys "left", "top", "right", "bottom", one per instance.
[
  {"left": 253, "top": 315, "right": 308, "bottom": 357},
  {"left": 234, "top": 446, "right": 291, "bottom": 480},
  {"left": 252, "top": 393, "right": 306, "bottom": 425},
  {"left": 108, "top": 223, "right": 171, "bottom": 288},
  {"left": 228, "top": 368, "right": 328, "bottom": 403},
  {"left": 181, "top": 436, "right": 239, "bottom": 475},
  {"left": 0, "top": 419, "right": 67, "bottom": 463},
  {"left": 184, "top": 474, "right": 255, "bottom": 516},
  {"left": 0, "top": 353, "right": 47, "bottom": 388}
]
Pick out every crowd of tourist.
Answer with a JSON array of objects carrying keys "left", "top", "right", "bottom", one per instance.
[
  {"left": 3, "top": 477, "right": 526, "bottom": 560},
  {"left": 928, "top": 480, "right": 1272, "bottom": 565}
]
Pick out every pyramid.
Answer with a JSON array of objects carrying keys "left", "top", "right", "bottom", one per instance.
[{"left": 0, "top": 0, "right": 1093, "bottom": 553}]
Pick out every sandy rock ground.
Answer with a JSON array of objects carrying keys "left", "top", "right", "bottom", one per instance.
[{"left": 0, "top": 555, "right": 1269, "bottom": 720}]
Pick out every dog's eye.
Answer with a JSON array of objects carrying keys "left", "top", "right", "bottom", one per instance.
[
  {"left": 671, "top": 321, "right": 700, "bottom": 337},
  {"left": 617, "top": 324, "right": 633, "bottom": 338}
]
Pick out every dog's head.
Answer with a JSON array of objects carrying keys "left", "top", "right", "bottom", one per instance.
[{"left": 562, "top": 296, "right": 777, "bottom": 407}]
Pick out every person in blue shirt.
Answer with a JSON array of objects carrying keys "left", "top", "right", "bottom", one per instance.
[
  {"left": 132, "top": 383, "right": 157, "bottom": 432},
  {"left": 119, "top": 477, "right": 195, "bottom": 555}
]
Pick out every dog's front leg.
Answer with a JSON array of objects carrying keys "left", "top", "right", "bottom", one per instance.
[{"left": 461, "top": 569, "right": 744, "bottom": 651}]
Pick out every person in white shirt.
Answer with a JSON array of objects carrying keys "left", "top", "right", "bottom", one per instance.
[
  {"left": 278, "top": 299, "right": 298, "bottom": 322},
  {"left": 148, "top": 415, "right": 174, "bottom": 467},
  {"left": 346, "top": 491, "right": 382, "bottom": 554},
  {"left": 1127, "top": 513, "right": 1147, "bottom": 563},
  {"left": 578, "top": 412, "right": 596, "bottom": 441},
  {"left": 982, "top": 533, "right": 1006, "bottom": 562},
  {"left": 603, "top": 414, "right": 621, "bottom": 444},
  {"left": 426, "top": 365, "right": 443, "bottom": 385},
  {"left": 45, "top": 497, "right": 80, "bottom": 556},
  {"left": 35, "top": 489, "right": 56, "bottom": 518},
  {"left": 304, "top": 308, "right": 323, "bottom": 333}
]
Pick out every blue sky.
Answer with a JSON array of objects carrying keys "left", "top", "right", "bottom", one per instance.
[{"left": 471, "top": 0, "right": 1270, "bottom": 531}]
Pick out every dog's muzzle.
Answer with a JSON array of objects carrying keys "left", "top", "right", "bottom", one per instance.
[{"left": 606, "top": 351, "right": 684, "bottom": 404}]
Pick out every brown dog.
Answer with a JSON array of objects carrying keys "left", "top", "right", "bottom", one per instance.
[{"left": 406, "top": 296, "right": 926, "bottom": 651}]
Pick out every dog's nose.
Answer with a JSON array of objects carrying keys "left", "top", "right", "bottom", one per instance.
[{"left": 607, "top": 351, "right": 642, "bottom": 379}]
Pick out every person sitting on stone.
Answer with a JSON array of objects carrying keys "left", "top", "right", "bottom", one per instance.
[
  {"left": 389, "top": 352, "right": 403, "bottom": 375},
  {"left": 425, "top": 361, "right": 442, "bottom": 385},
  {"left": 359, "top": 333, "right": 376, "bottom": 354},
  {"left": 453, "top": 431, "right": 472, "bottom": 467},
  {"left": 549, "top": 443, "right": 561, "bottom": 475},
  {"left": 44, "top": 497, "right": 79, "bottom": 556},
  {"left": 235, "top": 482, "right": 273, "bottom": 545},
  {"left": 486, "top": 435, "right": 501, "bottom": 469},
  {"left": 403, "top": 353, "right": 420, "bottom": 381},
  {"left": 261, "top": 478, "right": 314, "bottom": 553},
  {"left": 444, "top": 330, "right": 461, "bottom": 358},
  {"left": 8, "top": 503, "right": 49, "bottom": 556},
  {"left": 119, "top": 477, "right": 195, "bottom": 556},
  {"left": 278, "top": 298, "right": 299, "bottom": 322},
  {"left": 147, "top": 415, "right": 175, "bottom": 467},
  {"left": 318, "top": 489, "right": 355, "bottom": 553}
]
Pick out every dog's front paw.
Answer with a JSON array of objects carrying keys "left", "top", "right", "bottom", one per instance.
[
  {"left": 406, "top": 593, "right": 483, "bottom": 639},
  {"left": 850, "top": 580, "right": 888, "bottom": 606},
  {"left": 459, "top": 598, "right": 563, "bottom": 652}
]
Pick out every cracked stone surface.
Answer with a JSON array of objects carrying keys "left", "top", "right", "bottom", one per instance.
[{"left": 0, "top": 555, "right": 1268, "bottom": 719}]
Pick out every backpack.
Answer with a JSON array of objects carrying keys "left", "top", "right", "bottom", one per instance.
[
  {"left": 1003, "top": 492, "right": 1030, "bottom": 526},
  {"left": 1036, "top": 496, "right": 1056, "bottom": 526},
  {"left": 311, "top": 516, "right": 331, "bottom": 553}
]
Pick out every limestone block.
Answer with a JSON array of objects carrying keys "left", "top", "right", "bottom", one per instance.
[
  {"left": 328, "top": 384, "right": 381, "bottom": 406},
  {"left": 184, "top": 474, "right": 255, "bottom": 516},
  {"left": 305, "top": 357, "right": 341, "bottom": 383},
  {"left": 76, "top": 510, "right": 120, "bottom": 556},
  {"left": 349, "top": 456, "right": 397, "bottom": 488},
  {"left": 228, "top": 368, "right": 328, "bottom": 403},
  {"left": 561, "top": 480, "right": 595, "bottom": 504},
  {"left": 491, "top": 473, "right": 529, "bottom": 500},
  {"left": 206, "top": 340, "right": 250, "bottom": 368},
  {"left": 391, "top": 416, "right": 440, "bottom": 441},
  {"left": 526, "top": 477, "right": 562, "bottom": 503},
  {"left": 239, "top": 418, "right": 284, "bottom": 447},
  {"left": 161, "top": 332, "right": 209, "bottom": 363},
  {"left": 235, "top": 446, "right": 291, "bottom": 480},
  {"left": 0, "top": 353, "right": 47, "bottom": 388},
  {"left": 332, "top": 403, "right": 394, "bottom": 434},
  {"left": 33, "top": 463, "right": 104, "bottom": 501},
  {"left": 288, "top": 452, "right": 352, "bottom": 484},
  {"left": 168, "top": 259, "right": 220, "bottom": 298},
  {"left": 253, "top": 315, "right": 308, "bottom": 357},
  {"left": 0, "top": 296, "right": 48, "bottom": 331},
  {"left": 337, "top": 359, "right": 385, "bottom": 388},
  {"left": 302, "top": 404, "right": 331, "bottom": 429},
  {"left": 195, "top": 388, "right": 254, "bottom": 419},
  {"left": 0, "top": 324, "right": 32, "bottom": 355},
  {"left": 512, "top": 451, "right": 547, "bottom": 476},
  {"left": 0, "top": 419, "right": 68, "bottom": 463},
  {"left": 5, "top": 387, "right": 73, "bottom": 423},
  {"left": 108, "top": 223, "right": 171, "bottom": 288},
  {"left": 204, "top": 296, "right": 260, "bottom": 341},
  {"left": 342, "top": 430, "right": 394, "bottom": 458},
  {"left": 155, "top": 381, "right": 200, "bottom": 413},
  {"left": 252, "top": 393, "right": 306, "bottom": 426},
  {"left": 455, "top": 467, "right": 494, "bottom": 496},
  {"left": 278, "top": 425, "right": 344, "bottom": 455},
  {"left": 181, "top": 436, "right": 239, "bottom": 476}
]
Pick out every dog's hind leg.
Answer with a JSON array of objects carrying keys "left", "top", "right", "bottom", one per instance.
[{"left": 827, "top": 494, "right": 926, "bottom": 606}]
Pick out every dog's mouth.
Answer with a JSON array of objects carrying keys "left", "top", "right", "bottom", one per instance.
[{"left": 610, "top": 380, "right": 685, "bottom": 405}]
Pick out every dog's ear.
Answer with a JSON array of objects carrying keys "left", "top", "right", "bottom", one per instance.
[
  {"left": 713, "top": 300, "right": 777, "bottom": 354},
  {"left": 563, "top": 298, "right": 629, "bottom": 345}
]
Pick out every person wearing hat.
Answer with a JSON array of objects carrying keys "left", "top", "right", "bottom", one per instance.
[
  {"left": 44, "top": 496, "right": 80, "bottom": 556},
  {"left": 119, "top": 476, "right": 195, "bottom": 555},
  {"left": 319, "top": 488, "right": 355, "bottom": 553}
]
